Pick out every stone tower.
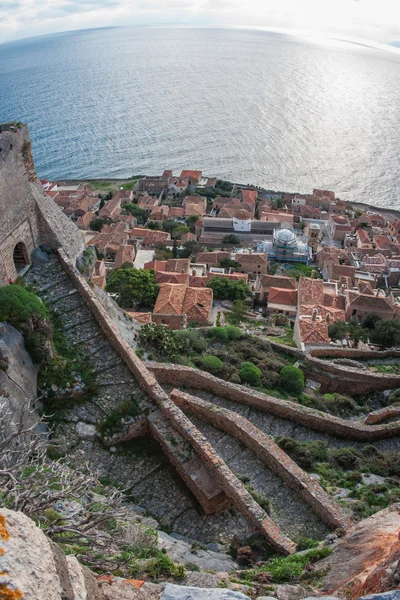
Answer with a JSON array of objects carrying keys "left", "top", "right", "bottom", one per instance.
[
  {"left": 0, "top": 122, "right": 84, "bottom": 284},
  {"left": 307, "top": 223, "right": 321, "bottom": 256}
]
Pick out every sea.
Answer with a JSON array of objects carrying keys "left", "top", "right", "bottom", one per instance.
[{"left": 1, "top": 26, "right": 400, "bottom": 209}]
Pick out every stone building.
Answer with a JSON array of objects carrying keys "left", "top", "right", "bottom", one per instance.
[{"left": 0, "top": 122, "right": 84, "bottom": 284}]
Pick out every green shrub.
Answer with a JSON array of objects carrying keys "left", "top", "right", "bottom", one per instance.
[
  {"left": 201, "top": 355, "right": 223, "bottom": 374},
  {"left": 209, "top": 327, "right": 229, "bottom": 343},
  {"left": 329, "top": 447, "right": 360, "bottom": 470},
  {"left": 175, "top": 329, "right": 208, "bottom": 353},
  {"left": 0, "top": 285, "right": 47, "bottom": 328},
  {"left": 225, "top": 326, "right": 241, "bottom": 340},
  {"left": 279, "top": 366, "right": 305, "bottom": 395},
  {"left": 277, "top": 437, "right": 328, "bottom": 470},
  {"left": 23, "top": 330, "right": 50, "bottom": 364},
  {"left": 239, "top": 362, "right": 262, "bottom": 385}
]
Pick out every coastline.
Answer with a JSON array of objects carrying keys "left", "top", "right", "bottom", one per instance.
[{"left": 55, "top": 177, "right": 400, "bottom": 220}]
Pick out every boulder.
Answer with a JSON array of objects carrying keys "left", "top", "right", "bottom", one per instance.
[
  {"left": 316, "top": 504, "right": 400, "bottom": 598},
  {"left": 158, "top": 531, "right": 235, "bottom": 571},
  {"left": 0, "top": 507, "right": 99, "bottom": 600},
  {"left": 274, "top": 584, "right": 309, "bottom": 600},
  {"left": 160, "top": 583, "right": 251, "bottom": 599},
  {"left": 75, "top": 421, "right": 97, "bottom": 441}
]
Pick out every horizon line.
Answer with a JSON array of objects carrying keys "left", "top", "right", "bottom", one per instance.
[{"left": 1, "top": 23, "right": 400, "bottom": 55}]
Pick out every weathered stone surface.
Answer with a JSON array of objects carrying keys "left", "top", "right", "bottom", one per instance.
[
  {"left": 357, "top": 593, "right": 400, "bottom": 600},
  {"left": 50, "top": 539, "right": 75, "bottom": 600},
  {"left": 160, "top": 583, "right": 251, "bottom": 600},
  {"left": 0, "top": 508, "right": 63, "bottom": 600},
  {"left": 183, "top": 572, "right": 219, "bottom": 588},
  {"left": 66, "top": 555, "right": 88, "bottom": 600},
  {"left": 158, "top": 531, "right": 235, "bottom": 571},
  {"left": 31, "top": 246, "right": 51, "bottom": 267},
  {"left": 76, "top": 421, "right": 97, "bottom": 441},
  {"left": 317, "top": 504, "right": 400, "bottom": 598},
  {"left": 274, "top": 584, "right": 309, "bottom": 600}
]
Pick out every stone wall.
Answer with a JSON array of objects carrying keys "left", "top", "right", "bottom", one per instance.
[
  {"left": 57, "top": 250, "right": 295, "bottom": 553},
  {"left": 170, "top": 389, "right": 351, "bottom": 531},
  {"left": 268, "top": 341, "right": 400, "bottom": 395},
  {"left": 0, "top": 123, "right": 84, "bottom": 284},
  {"left": 147, "top": 363, "right": 400, "bottom": 441}
]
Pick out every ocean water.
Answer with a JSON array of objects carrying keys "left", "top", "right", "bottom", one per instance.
[{"left": 1, "top": 26, "right": 400, "bottom": 208}]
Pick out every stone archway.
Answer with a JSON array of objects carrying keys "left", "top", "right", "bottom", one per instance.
[{"left": 13, "top": 242, "right": 29, "bottom": 272}]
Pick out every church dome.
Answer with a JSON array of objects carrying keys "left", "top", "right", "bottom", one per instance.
[{"left": 275, "top": 228, "right": 296, "bottom": 243}]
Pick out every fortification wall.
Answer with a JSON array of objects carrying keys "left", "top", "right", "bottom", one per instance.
[
  {"left": 147, "top": 363, "right": 400, "bottom": 441},
  {"left": 0, "top": 123, "right": 84, "bottom": 283},
  {"left": 268, "top": 341, "right": 400, "bottom": 394},
  {"left": 171, "top": 389, "right": 351, "bottom": 531},
  {"left": 57, "top": 249, "right": 294, "bottom": 553}
]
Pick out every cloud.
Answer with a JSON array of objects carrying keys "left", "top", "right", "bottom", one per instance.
[{"left": 1, "top": 0, "right": 400, "bottom": 44}]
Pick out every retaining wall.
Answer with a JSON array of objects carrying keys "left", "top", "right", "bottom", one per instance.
[
  {"left": 147, "top": 363, "right": 400, "bottom": 441},
  {"left": 171, "top": 389, "right": 351, "bottom": 531},
  {"left": 57, "top": 250, "right": 295, "bottom": 554},
  {"left": 268, "top": 341, "right": 400, "bottom": 394}
]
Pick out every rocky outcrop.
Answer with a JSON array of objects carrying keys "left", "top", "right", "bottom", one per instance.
[
  {"left": 0, "top": 507, "right": 99, "bottom": 600},
  {"left": 316, "top": 504, "right": 400, "bottom": 598},
  {"left": 160, "top": 584, "right": 250, "bottom": 599}
]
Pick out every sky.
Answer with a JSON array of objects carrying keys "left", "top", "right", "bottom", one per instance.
[{"left": 1, "top": 0, "right": 400, "bottom": 45}]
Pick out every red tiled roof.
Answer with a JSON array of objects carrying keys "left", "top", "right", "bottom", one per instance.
[
  {"left": 298, "top": 277, "right": 324, "bottom": 305},
  {"left": 241, "top": 189, "right": 258, "bottom": 203},
  {"left": 156, "top": 272, "right": 189, "bottom": 285},
  {"left": 268, "top": 288, "right": 298, "bottom": 306},
  {"left": 165, "top": 258, "right": 190, "bottom": 274},
  {"left": 259, "top": 275, "right": 297, "bottom": 290}
]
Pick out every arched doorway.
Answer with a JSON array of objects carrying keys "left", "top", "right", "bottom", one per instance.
[{"left": 13, "top": 242, "right": 29, "bottom": 272}]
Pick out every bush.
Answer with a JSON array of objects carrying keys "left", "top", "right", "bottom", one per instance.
[
  {"left": 138, "top": 323, "right": 180, "bottom": 360},
  {"left": 209, "top": 327, "right": 228, "bottom": 343},
  {"left": 329, "top": 447, "right": 360, "bottom": 470},
  {"left": 239, "top": 362, "right": 262, "bottom": 385},
  {"left": 175, "top": 329, "right": 207, "bottom": 354},
  {"left": 225, "top": 326, "right": 241, "bottom": 340},
  {"left": 201, "top": 356, "right": 223, "bottom": 374},
  {"left": 277, "top": 437, "right": 328, "bottom": 470},
  {"left": 0, "top": 285, "right": 47, "bottom": 328},
  {"left": 279, "top": 366, "right": 305, "bottom": 395}
]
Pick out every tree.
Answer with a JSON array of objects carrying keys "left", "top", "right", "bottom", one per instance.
[
  {"left": 122, "top": 204, "right": 148, "bottom": 225},
  {"left": 207, "top": 277, "right": 250, "bottom": 301},
  {"left": 328, "top": 321, "right": 348, "bottom": 343},
  {"left": 200, "top": 355, "right": 223, "bottom": 374},
  {"left": 361, "top": 313, "right": 382, "bottom": 330},
  {"left": 239, "top": 361, "right": 261, "bottom": 385},
  {"left": 370, "top": 319, "right": 400, "bottom": 349},
  {"left": 279, "top": 366, "right": 305, "bottom": 395},
  {"left": 147, "top": 221, "right": 160, "bottom": 230},
  {"left": 179, "top": 240, "right": 201, "bottom": 259},
  {"left": 228, "top": 299, "right": 247, "bottom": 324},
  {"left": 185, "top": 215, "right": 199, "bottom": 231},
  {"left": 219, "top": 258, "right": 240, "bottom": 270},
  {"left": 89, "top": 217, "right": 112, "bottom": 232},
  {"left": 222, "top": 234, "right": 240, "bottom": 245},
  {"left": 172, "top": 239, "right": 178, "bottom": 258},
  {"left": 106, "top": 268, "right": 159, "bottom": 309}
]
